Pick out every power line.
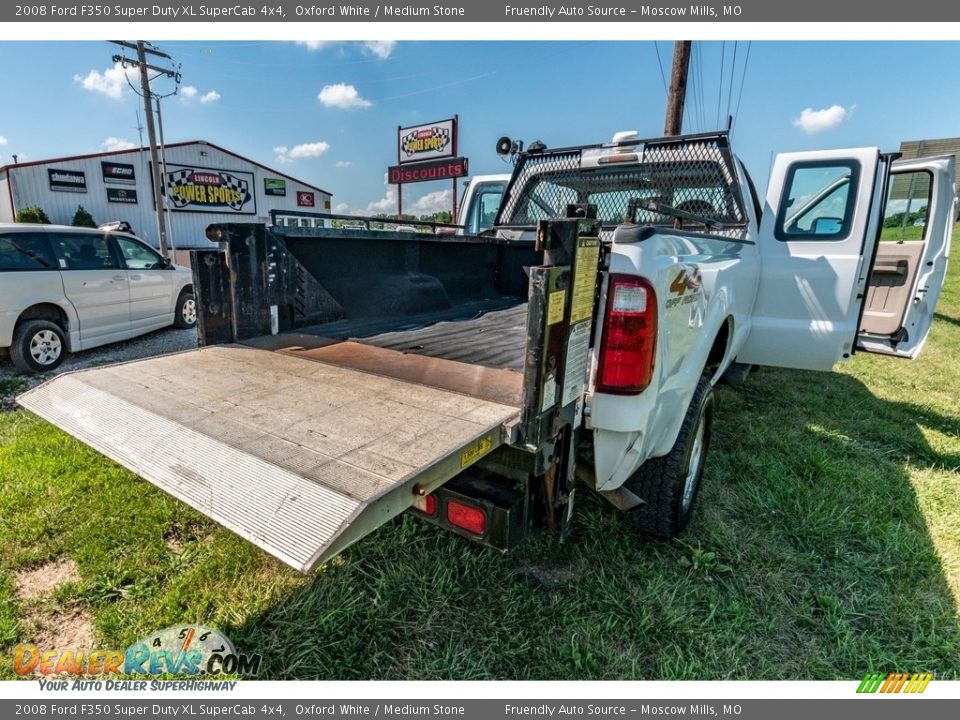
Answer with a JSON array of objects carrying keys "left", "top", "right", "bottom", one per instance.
[
  {"left": 654, "top": 42, "right": 669, "bottom": 98},
  {"left": 716, "top": 41, "right": 726, "bottom": 129},
  {"left": 110, "top": 40, "right": 180, "bottom": 258},
  {"left": 725, "top": 41, "right": 739, "bottom": 129},
  {"left": 732, "top": 41, "right": 753, "bottom": 132}
]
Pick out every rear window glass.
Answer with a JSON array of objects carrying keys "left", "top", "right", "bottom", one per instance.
[{"left": 0, "top": 232, "right": 57, "bottom": 271}]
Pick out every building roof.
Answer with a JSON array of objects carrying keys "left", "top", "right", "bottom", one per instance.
[{"left": 0, "top": 140, "right": 332, "bottom": 196}]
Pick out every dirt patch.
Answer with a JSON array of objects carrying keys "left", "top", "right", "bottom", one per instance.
[
  {"left": 164, "top": 521, "right": 211, "bottom": 552},
  {"left": 14, "top": 558, "right": 81, "bottom": 600},
  {"left": 13, "top": 558, "right": 95, "bottom": 651},
  {"left": 30, "top": 608, "right": 95, "bottom": 650}
]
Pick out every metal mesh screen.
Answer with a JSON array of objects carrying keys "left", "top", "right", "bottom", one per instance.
[{"left": 498, "top": 134, "right": 748, "bottom": 239}]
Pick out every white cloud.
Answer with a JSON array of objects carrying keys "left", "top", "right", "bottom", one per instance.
[
  {"left": 200, "top": 90, "right": 221, "bottom": 104},
  {"left": 294, "top": 40, "right": 394, "bottom": 59},
  {"left": 289, "top": 142, "right": 330, "bottom": 159},
  {"left": 74, "top": 62, "right": 138, "bottom": 99},
  {"left": 0, "top": 135, "right": 7, "bottom": 146},
  {"left": 365, "top": 187, "right": 398, "bottom": 214},
  {"left": 274, "top": 141, "right": 330, "bottom": 164},
  {"left": 362, "top": 41, "right": 396, "bottom": 59},
  {"left": 334, "top": 202, "right": 350, "bottom": 213},
  {"left": 295, "top": 40, "right": 333, "bottom": 51},
  {"left": 101, "top": 137, "right": 136, "bottom": 152},
  {"left": 181, "top": 85, "right": 198, "bottom": 98},
  {"left": 792, "top": 104, "right": 852, "bottom": 134},
  {"left": 318, "top": 83, "right": 372, "bottom": 109},
  {"left": 412, "top": 189, "right": 452, "bottom": 214},
  {"left": 335, "top": 160, "right": 351, "bottom": 168}
]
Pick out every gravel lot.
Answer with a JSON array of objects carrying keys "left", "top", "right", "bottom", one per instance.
[{"left": 0, "top": 326, "right": 198, "bottom": 411}]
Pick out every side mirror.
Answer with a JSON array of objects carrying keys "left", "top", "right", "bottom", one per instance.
[
  {"left": 811, "top": 216, "right": 843, "bottom": 235},
  {"left": 161, "top": 257, "right": 172, "bottom": 269}
]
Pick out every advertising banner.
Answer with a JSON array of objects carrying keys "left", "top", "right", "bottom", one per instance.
[
  {"left": 296, "top": 191, "right": 315, "bottom": 207},
  {"left": 398, "top": 118, "right": 456, "bottom": 164},
  {"left": 101, "top": 161, "right": 137, "bottom": 185},
  {"left": 264, "top": 177, "right": 286, "bottom": 196},
  {"left": 389, "top": 156, "right": 469, "bottom": 184},
  {"left": 48, "top": 169, "right": 87, "bottom": 193},
  {"left": 160, "top": 163, "right": 255, "bottom": 214},
  {"left": 106, "top": 187, "right": 138, "bottom": 204}
]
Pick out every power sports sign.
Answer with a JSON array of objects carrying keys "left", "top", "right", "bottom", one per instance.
[
  {"left": 398, "top": 118, "right": 456, "bottom": 164},
  {"left": 160, "top": 164, "right": 255, "bottom": 214}
]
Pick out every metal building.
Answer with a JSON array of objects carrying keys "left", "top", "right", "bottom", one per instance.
[{"left": 0, "top": 140, "right": 332, "bottom": 254}]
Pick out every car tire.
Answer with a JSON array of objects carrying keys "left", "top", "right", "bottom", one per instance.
[
  {"left": 623, "top": 377, "right": 715, "bottom": 538},
  {"left": 10, "top": 320, "right": 67, "bottom": 374},
  {"left": 174, "top": 290, "right": 197, "bottom": 329}
]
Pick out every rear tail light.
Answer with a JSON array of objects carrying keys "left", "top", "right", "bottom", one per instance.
[
  {"left": 446, "top": 500, "right": 487, "bottom": 535},
  {"left": 596, "top": 274, "right": 658, "bottom": 395},
  {"left": 411, "top": 493, "right": 437, "bottom": 516}
]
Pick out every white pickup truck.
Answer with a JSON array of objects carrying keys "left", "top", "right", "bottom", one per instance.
[{"left": 19, "top": 131, "right": 955, "bottom": 571}]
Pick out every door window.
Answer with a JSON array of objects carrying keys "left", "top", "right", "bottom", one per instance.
[
  {"left": 116, "top": 236, "right": 164, "bottom": 269},
  {"left": 775, "top": 161, "right": 860, "bottom": 241},
  {"left": 0, "top": 232, "right": 57, "bottom": 271},
  {"left": 52, "top": 232, "right": 120, "bottom": 270},
  {"left": 880, "top": 170, "right": 932, "bottom": 242}
]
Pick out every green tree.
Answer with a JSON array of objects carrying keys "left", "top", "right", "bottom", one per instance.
[
  {"left": 72, "top": 205, "right": 97, "bottom": 228},
  {"left": 15, "top": 205, "right": 51, "bottom": 224}
]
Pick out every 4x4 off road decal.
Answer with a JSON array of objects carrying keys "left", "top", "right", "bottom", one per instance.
[
  {"left": 163, "top": 167, "right": 254, "bottom": 213},
  {"left": 666, "top": 267, "right": 703, "bottom": 308}
]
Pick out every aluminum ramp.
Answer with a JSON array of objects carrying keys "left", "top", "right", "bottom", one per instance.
[{"left": 18, "top": 345, "right": 521, "bottom": 572}]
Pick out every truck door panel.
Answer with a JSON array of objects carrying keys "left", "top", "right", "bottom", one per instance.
[{"left": 737, "top": 148, "right": 885, "bottom": 371}]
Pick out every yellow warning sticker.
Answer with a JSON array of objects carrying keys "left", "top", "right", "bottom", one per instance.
[
  {"left": 460, "top": 435, "right": 493, "bottom": 468},
  {"left": 547, "top": 290, "right": 566, "bottom": 325},
  {"left": 570, "top": 240, "right": 600, "bottom": 325}
]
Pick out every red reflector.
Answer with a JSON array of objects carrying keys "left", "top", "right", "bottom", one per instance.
[
  {"left": 596, "top": 274, "right": 658, "bottom": 395},
  {"left": 412, "top": 493, "right": 437, "bottom": 516},
  {"left": 446, "top": 500, "right": 487, "bottom": 535}
]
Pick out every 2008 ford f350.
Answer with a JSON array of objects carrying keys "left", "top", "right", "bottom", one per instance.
[{"left": 19, "top": 131, "right": 955, "bottom": 571}]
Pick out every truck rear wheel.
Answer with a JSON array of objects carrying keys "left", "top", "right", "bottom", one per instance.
[{"left": 624, "top": 377, "right": 714, "bottom": 538}]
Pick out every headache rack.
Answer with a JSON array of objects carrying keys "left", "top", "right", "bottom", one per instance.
[{"left": 497, "top": 131, "right": 749, "bottom": 240}]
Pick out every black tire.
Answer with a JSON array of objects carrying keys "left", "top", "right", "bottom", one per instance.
[
  {"left": 174, "top": 289, "right": 197, "bottom": 329},
  {"left": 9, "top": 320, "right": 67, "bottom": 374},
  {"left": 624, "top": 377, "right": 715, "bottom": 537}
]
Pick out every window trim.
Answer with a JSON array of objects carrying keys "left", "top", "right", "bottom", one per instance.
[{"left": 775, "top": 159, "right": 861, "bottom": 242}]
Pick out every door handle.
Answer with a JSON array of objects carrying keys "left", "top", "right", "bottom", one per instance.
[
  {"left": 129, "top": 274, "right": 142, "bottom": 280},
  {"left": 112, "top": 275, "right": 127, "bottom": 282}
]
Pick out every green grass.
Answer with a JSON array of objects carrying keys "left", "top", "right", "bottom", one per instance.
[{"left": 2, "top": 240, "right": 959, "bottom": 681}]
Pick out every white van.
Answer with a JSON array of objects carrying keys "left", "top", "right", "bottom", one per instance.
[{"left": 0, "top": 224, "right": 195, "bottom": 373}]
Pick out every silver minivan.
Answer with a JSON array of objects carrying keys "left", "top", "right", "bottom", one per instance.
[{"left": 0, "top": 223, "right": 195, "bottom": 373}]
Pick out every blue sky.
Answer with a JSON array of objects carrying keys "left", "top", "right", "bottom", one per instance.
[{"left": 2, "top": 40, "right": 960, "bottom": 216}]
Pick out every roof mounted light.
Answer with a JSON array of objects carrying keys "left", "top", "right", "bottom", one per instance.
[{"left": 612, "top": 130, "right": 639, "bottom": 145}]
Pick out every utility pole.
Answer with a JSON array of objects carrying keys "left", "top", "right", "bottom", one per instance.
[
  {"left": 111, "top": 41, "right": 179, "bottom": 258},
  {"left": 664, "top": 40, "right": 692, "bottom": 136}
]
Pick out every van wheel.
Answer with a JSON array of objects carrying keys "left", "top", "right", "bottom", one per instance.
[
  {"left": 174, "top": 290, "right": 197, "bottom": 329},
  {"left": 624, "top": 377, "right": 715, "bottom": 537},
  {"left": 10, "top": 320, "right": 67, "bottom": 374}
]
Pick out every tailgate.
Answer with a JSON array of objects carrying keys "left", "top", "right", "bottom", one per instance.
[{"left": 17, "top": 345, "right": 519, "bottom": 572}]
